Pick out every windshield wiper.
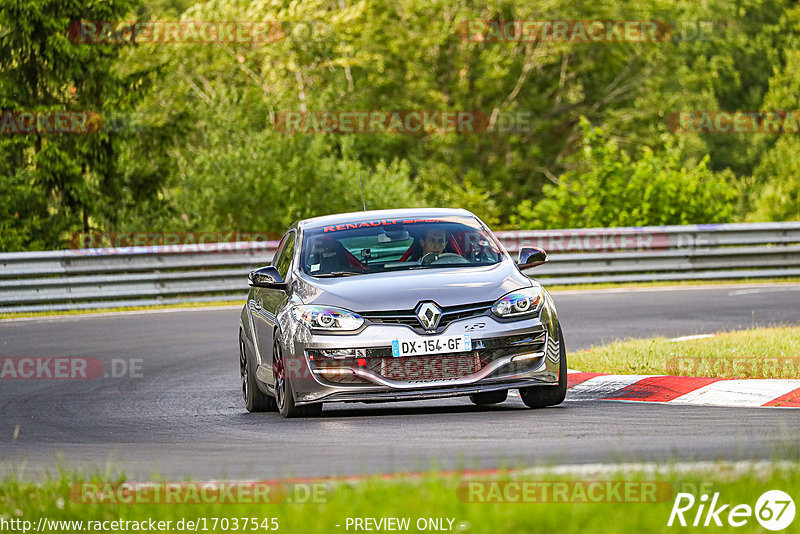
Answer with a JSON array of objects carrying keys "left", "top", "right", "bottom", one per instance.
[{"left": 313, "top": 271, "right": 366, "bottom": 277}]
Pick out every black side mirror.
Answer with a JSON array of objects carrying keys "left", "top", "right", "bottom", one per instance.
[
  {"left": 248, "top": 266, "right": 287, "bottom": 290},
  {"left": 518, "top": 247, "right": 547, "bottom": 269}
]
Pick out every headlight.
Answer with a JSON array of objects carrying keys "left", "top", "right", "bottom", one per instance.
[
  {"left": 295, "top": 305, "right": 364, "bottom": 331},
  {"left": 491, "top": 287, "right": 543, "bottom": 318}
]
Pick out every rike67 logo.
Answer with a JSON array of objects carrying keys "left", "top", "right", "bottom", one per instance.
[{"left": 668, "top": 490, "right": 795, "bottom": 530}]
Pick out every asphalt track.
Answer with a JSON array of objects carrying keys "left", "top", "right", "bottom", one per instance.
[{"left": 1, "top": 284, "right": 800, "bottom": 479}]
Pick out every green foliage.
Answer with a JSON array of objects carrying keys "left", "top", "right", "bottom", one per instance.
[
  {"left": 747, "top": 136, "right": 800, "bottom": 221},
  {"left": 3, "top": 0, "right": 800, "bottom": 250},
  {"left": 0, "top": 168, "right": 46, "bottom": 251},
  {"left": 417, "top": 163, "right": 501, "bottom": 227},
  {"left": 4, "top": 467, "right": 800, "bottom": 534},
  {"left": 512, "top": 119, "right": 738, "bottom": 228},
  {"left": 746, "top": 33, "right": 800, "bottom": 222},
  {"left": 0, "top": 0, "right": 186, "bottom": 251}
]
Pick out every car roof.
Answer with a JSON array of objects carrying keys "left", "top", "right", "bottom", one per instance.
[{"left": 298, "top": 208, "right": 475, "bottom": 229}]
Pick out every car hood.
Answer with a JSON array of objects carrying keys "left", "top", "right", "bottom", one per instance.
[{"left": 294, "top": 261, "right": 532, "bottom": 311}]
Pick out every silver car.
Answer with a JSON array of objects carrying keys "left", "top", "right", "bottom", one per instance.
[{"left": 238, "top": 208, "right": 566, "bottom": 417}]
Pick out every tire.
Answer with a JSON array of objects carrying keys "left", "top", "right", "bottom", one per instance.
[
  {"left": 469, "top": 390, "right": 508, "bottom": 405},
  {"left": 240, "top": 330, "right": 276, "bottom": 412},
  {"left": 273, "top": 340, "right": 322, "bottom": 418},
  {"left": 519, "top": 324, "right": 567, "bottom": 409}
]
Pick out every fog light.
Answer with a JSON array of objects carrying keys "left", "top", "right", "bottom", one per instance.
[
  {"left": 510, "top": 351, "right": 545, "bottom": 363},
  {"left": 313, "top": 368, "right": 355, "bottom": 375},
  {"left": 316, "top": 348, "right": 365, "bottom": 359}
]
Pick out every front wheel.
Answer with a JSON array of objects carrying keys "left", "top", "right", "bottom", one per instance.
[
  {"left": 240, "top": 331, "right": 276, "bottom": 412},
  {"left": 273, "top": 340, "right": 322, "bottom": 418},
  {"left": 519, "top": 325, "right": 567, "bottom": 409}
]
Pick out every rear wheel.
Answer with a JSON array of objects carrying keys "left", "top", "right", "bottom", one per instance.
[
  {"left": 273, "top": 340, "right": 322, "bottom": 418},
  {"left": 240, "top": 331, "right": 276, "bottom": 412},
  {"left": 469, "top": 390, "right": 508, "bottom": 405},
  {"left": 520, "top": 325, "right": 567, "bottom": 409}
]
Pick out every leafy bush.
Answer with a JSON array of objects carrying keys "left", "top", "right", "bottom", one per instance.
[
  {"left": 170, "top": 125, "right": 425, "bottom": 233},
  {"left": 747, "top": 136, "right": 800, "bottom": 222},
  {"left": 746, "top": 42, "right": 800, "bottom": 222},
  {"left": 512, "top": 119, "right": 738, "bottom": 229}
]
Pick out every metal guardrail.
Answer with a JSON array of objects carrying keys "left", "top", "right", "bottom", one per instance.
[
  {"left": 496, "top": 222, "right": 800, "bottom": 284},
  {"left": 0, "top": 242, "right": 277, "bottom": 313},
  {"left": 2, "top": 223, "right": 800, "bottom": 313}
]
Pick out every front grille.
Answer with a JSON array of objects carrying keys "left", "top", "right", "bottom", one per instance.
[
  {"left": 372, "top": 353, "right": 482, "bottom": 382},
  {"left": 307, "top": 329, "right": 547, "bottom": 386},
  {"left": 360, "top": 301, "right": 494, "bottom": 333},
  {"left": 314, "top": 372, "right": 368, "bottom": 385}
]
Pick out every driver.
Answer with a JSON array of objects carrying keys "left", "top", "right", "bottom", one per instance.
[
  {"left": 420, "top": 228, "right": 447, "bottom": 256},
  {"left": 410, "top": 228, "right": 447, "bottom": 261}
]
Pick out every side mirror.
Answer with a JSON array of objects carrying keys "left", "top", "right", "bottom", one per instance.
[
  {"left": 248, "top": 266, "right": 287, "bottom": 290},
  {"left": 518, "top": 247, "right": 547, "bottom": 268}
]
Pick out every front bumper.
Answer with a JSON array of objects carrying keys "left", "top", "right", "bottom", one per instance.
[{"left": 271, "top": 310, "right": 561, "bottom": 405}]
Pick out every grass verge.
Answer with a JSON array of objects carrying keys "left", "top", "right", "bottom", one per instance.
[
  {"left": 545, "top": 277, "right": 800, "bottom": 292},
  {"left": 1, "top": 464, "right": 798, "bottom": 533},
  {"left": 0, "top": 301, "right": 243, "bottom": 321},
  {"left": 569, "top": 326, "right": 800, "bottom": 378}
]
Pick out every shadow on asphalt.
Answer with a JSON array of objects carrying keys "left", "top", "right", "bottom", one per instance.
[{"left": 231, "top": 401, "right": 569, "bottom": 421}]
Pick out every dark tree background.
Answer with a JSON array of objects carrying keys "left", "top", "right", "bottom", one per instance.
[{"left": 2, "top": 0, "right": 799, "bottom": 251}]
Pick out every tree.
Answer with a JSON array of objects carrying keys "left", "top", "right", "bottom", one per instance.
[
  {"left": 512, "top": 118, "right": 738, "bottom": 228},
  {"left": 0, "top": 0, "right": 183, "bottom": 250}
]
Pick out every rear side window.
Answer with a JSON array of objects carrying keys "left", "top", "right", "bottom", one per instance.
[{"left": 272, "top": 231, "right": 296, "bottom": 279}]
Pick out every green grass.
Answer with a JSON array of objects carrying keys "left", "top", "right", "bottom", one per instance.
[
  {"left": 570, "top": 326, "right": 800, "bottom": 378},
  {"left": 0, "top": 301, "right": 243, "bottom": 321},
  {"left": 1, "top": 465, "right": 798, "bottom": 533},
  {"left": 545, "top": 277, "right": 800, "bottom": 292}
]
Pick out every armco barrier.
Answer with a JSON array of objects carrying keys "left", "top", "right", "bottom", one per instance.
[
  {"left": 0, "top": 241, "right": 278, "bottom": 313},
  {"left": 1, "top": 223, "right": 800, "bottom": 313}
]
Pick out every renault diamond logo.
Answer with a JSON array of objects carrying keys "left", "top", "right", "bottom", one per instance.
[{"left": 416, "top": 302, "right": 442, "bottom": 330}]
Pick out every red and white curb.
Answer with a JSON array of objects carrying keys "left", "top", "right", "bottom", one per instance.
[{"left": 564, "top": 371, "right": 800, "bottom": 408}]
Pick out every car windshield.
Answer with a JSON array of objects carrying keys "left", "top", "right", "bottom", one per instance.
[{"left": 300, "top": 216, "right": 506, "bottom": 277}]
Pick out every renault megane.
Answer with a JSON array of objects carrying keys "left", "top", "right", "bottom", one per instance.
[{"left": 238, "top": 208, "right": 565, "bottom": 417}]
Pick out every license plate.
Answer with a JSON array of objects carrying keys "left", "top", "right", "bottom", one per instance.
[{"left": 391, "top": 334, "right": 472, "bottom": 357}]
